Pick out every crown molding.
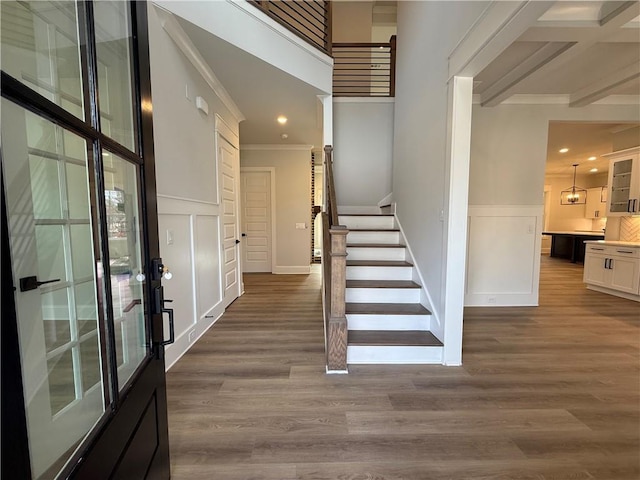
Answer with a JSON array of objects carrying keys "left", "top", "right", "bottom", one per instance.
[
  {"left": 241, "top": 144, "right": 314, "bottom": 151},
  {"left": 474, "top": 93, "right": 640, "bottom": 106},
  {"left": 154, "top": 6, "right": 245, "bottom": 123}
]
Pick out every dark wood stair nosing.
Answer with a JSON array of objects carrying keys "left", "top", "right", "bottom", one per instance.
[
  {"left": 345, "top": 302, "right": 431, "bottom": 315},
  {"left": 346, "top": 280, "right": 421, "bottom": 289},
  {"left": 347, "top": 244, "right": 406, "bottom": 248},
  {"left": 346, "top": 260, "right": 413, "bottom": 267},
  {"left": 348, "top": 330, "right": 442, "bottom": 347},
  {"left": 339, "top": 214, "right": 395, "bottom": 217}
]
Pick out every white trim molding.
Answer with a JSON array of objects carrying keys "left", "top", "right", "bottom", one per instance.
[
  {"left": 466, "top": 205, "right": 544, "bottom": 307},
  {"left": 333, "top": 97, "right": 396, "bottom": 104},
  {"left": 154, "top": 5, "right": 245, "bottom": 123},
  {"left": 241, "top": 144, "right": 314, "bottom": 151}
]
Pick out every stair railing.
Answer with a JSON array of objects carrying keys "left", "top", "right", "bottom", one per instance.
[
  {"left": 332, "top": 35, "right": 396, "bottom": 97},
  {"left": 322, "top": 145, "right": 348, "bottom": 371},
  {"left": 248, "top": 1, "right": 332, "bottom": 55}
]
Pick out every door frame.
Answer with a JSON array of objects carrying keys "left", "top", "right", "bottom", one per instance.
[
  {"left": 0, "top": 2, "right": 170, "bottom": 478},
  {"left": 240, "top": 167, "right": 277, "bottom": 273},
  {"left": 215, "top": 114, "right": 243, "bottom": 302}
]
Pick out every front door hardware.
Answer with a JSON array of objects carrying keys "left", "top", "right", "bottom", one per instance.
[
  {"left": 153, "top": 286, "right": 175, "bottom": 346},
  {"left": 19, "top": 276, "right": 61, "bottom": 292}
]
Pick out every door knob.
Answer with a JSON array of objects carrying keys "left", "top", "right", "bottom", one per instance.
[{"left": 19, "top": 276, "right": 61, "bottom": 292}]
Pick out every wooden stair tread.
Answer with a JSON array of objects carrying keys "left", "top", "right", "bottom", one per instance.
[
  {"left": 347, "top": 243, "right": 406, "bottom": 248},
  {"left": 346, "top": 280, "right": 420, "bottom": 289},
  {"left": 346, "top": 303, "right": 431, "bottom": 315},
  {"left": 347, "top": 228, "right": 400, "bottom": 232},
  {"left": 349, "top": 330, "right": 442, "bottom": 347},
  {"left": 347, "top": 260, "right": 413, "bottom": 267}
]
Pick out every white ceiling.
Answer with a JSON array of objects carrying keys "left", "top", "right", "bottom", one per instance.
[
  {"left": 474, "top": 1, "right": 640, "bottom": 106},
  {"left": 545, "top": 122, "right": 639, "bottom": 176},
  {"left": 177, "top": 18, "right": 325, "bottom": 147},
  {"left": 475, "top": 1, "right": 640, "bottom": 178}
]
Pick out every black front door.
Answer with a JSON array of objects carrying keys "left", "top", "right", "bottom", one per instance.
[{"left": 1, "top": 2, "right": 171, "bottom": 478}]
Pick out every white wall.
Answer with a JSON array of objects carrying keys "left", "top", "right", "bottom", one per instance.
[
  {"left": 467, "top": 102, "right": 640, "bottom": 307},
  {"left": 333, "top": 99, "right": 394, "bottom": 208},
  {"left": 392, "top": 1, "right": 489, "bottom": 345},
  {"left": 240, "top": 147, "right": 312, "bottom": 273},
  {"left": 148, "top": 4, "right": 240, "bottom": 369}
]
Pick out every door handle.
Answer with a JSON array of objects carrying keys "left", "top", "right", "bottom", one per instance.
[
  {"left": 160, "top": 302, "right": 175, "bottom": 347},
  {"left": 608, "top": 259, "right": 614, "bottom": 270},
  {"left": 19, "top": 276, "right": 61, "bottom": 292},
  {"left": 235, "top": 239, "right": 240, "bottom": 244}
]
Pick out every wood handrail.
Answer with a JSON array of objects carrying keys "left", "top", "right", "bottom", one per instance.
[
  {"left": 324, "top": 145, "right": 339, "bottom": 226},
  {"left": 322, "top": 145, "right": 348, "bottom": 372}
]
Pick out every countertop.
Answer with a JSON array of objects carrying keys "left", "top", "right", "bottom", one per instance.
[
  {"left": 542, "top": 231, "right": 605, "bottom": 236},
  {"left": 584, "top": 240, "right": 640, "bottom": 247}
]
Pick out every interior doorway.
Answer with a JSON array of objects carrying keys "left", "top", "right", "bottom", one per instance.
[{"left": 240, "top": 168, "right": 275, "bottom": 273}]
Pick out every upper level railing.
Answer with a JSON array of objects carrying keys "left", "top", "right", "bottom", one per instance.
[
  {"left": 322, "top": 146, "right": 348, "bottom": 372},
  {"left": 333, "top": 36, "right": 396, "bottom": 97},
  {"left": 249, "top": 1, "right": 332, "bottom": 55}
]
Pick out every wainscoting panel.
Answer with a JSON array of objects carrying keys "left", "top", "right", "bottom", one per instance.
[
  {"left": 466, "top": 205, "right": 543, "bottom": 306},
  {"left": 158, "top": 195, "right": 225, "bottom": 369}
]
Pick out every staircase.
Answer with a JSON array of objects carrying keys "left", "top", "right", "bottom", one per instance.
[{"left": 339, "top": 213, "right": 443, "bottom": 364}]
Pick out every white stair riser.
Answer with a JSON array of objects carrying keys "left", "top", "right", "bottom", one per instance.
[
  {"left": 346, "top": 288, "right": 420, "bottom": 303},
  {"left": 347, "top": 314, "right": 431, "bottom": 331},
  {"left": 339, "top": 216, "right": 395, "bottom": 230},
  {"left": 348, "top": 231, "right": 400, "bottom": 244},
  {"left": 347, "top": 247, "right": 406, "bottom": 261},
  {"left": 347, "top": 266, "right": 412, "bottom": 281},
  {"left": 347, "top": 346, "right": 443, "bottom": 364}
]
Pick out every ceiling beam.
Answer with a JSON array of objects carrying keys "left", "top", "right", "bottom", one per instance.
[
  {"left": 479, "top": 42, "right": 574, "bottom": 106},
  {"left": 569, "top": 62, "right": 640, "bottom": 107},
  {"left": 480, "top": 1, "right": 640, "bottom": 106},
  {"left": 448, "top": 1, "right": 554, "bottom": 79}
]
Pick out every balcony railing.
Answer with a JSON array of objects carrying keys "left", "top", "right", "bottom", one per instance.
[
  {"left": 249, "top": 1, "right": 332, "bottom": 55},
  {"left": 333, "top": 36, "right": 396, "bottom": 97}
]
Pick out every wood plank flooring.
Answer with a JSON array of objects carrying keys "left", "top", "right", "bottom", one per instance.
[{"left": 166, "top": 257, "right": 639, "bottom": 479}]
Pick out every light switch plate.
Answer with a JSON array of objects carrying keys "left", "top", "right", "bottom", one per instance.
[
  {"left": 166, "top": 229, "right": 174, "bottom": 245},
  {"left": 296, "top": 223, "right": 306, "bottom": 229}
]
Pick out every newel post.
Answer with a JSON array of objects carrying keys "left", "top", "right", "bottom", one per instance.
[{"left": 327, "top": 225, "right": 348, "bottom": 371}]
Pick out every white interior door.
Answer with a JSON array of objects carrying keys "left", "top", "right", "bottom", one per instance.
[
  {"left": 219, "top": 135, "right": 241, "bottom": 307},
  {"left": 241, "top": 170, "right": 272, "bottom": 273}
]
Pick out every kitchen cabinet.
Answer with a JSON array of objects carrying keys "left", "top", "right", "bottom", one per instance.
[
  {"left": 604, "top": 147, "right": 640, "bottom": 216},
  {"left": 585, "top": 187, "right": 607, "bottom": 219},
  {"left": 583, "top": 243, "right": 640, "bottom": 301}
]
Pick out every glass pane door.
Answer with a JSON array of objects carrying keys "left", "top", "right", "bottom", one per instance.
[
  {"left": 103, "top": 151, "right": 148, "bottom": 389},
  {"left": 2, "top": 100, "right": 105, "bottom": 479}
]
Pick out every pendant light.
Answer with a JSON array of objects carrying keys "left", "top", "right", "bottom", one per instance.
[{"left": 560, "top": 164, "right": 587, "bottom": 205}]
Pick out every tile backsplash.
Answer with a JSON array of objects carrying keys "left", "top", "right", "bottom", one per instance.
[{"left": 620, "top": 216, "right": 640, "bottom": 242}]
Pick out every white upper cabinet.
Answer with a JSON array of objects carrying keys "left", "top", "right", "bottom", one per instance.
[
  {"left": 605, "top": 147, "right": 640, "bottom": 216},
  {"left": 585, "top": 187, "right": 607, "bottom": 219}
]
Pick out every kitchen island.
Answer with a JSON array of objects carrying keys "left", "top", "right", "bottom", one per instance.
[{"left": 542, "top": 231, "right": 605, "bottom": 263}]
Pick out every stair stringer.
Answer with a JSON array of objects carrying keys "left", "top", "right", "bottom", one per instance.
[{"left": 394, "top": 214, "right": 443, "bottom": 346}]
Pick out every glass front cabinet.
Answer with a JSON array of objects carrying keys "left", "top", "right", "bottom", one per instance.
[{"left": 605, "top": 147, "right": 640, "bottom": 216}]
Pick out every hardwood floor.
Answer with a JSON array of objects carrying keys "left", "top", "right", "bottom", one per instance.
[{"left": 166, "top": 258, "right": 639, "bottom": 479}]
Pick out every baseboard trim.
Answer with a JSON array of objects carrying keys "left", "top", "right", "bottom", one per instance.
[
  {"left": 273, "top": 265, "right": 311, "bottom": 274},
  {"left": 586, "top": 284, "right": 640, "bottom": 302}
]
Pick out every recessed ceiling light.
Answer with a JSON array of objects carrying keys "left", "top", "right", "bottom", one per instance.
[
  {"left": 559, "top": 147, "right": 569, "bottom": 153},
  {"left": 277, "top": 115, "right": 287, "bottom": 125},
  {"left": 590, "top": 168, "right": 598, "bottom": 173},
  {"left": 281, "top": 133, "right": 288, "bottom": 140},
  {"left": 588, "top": 156, "right": 597, "bottom": 161}
]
